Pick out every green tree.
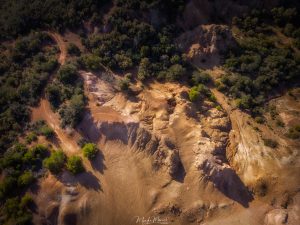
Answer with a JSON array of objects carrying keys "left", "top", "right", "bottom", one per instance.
[
  {"left": 18, "top": 171, "right": 35, "bottom": 187},
  {"left": 82, "top": 143, "right": 98, "bottom": 160},
  {"left": 59, "top": 94, "right": 85, "bottom": 128},
  {"left": 114, "top": 54, "right": 133, "bottom": 70},
  {"left": 57, "top": 63, "right": 78, "bottom": 84},
  {"left": 66, "top": 156, "right": 84, "bottom": 174},
  {"left": 166, "top": 64, "right": 186, "bottom": 81},
  {"left": 43, "top": 150, "right": 65, "bottom": 174},
  {"left": 80, "top": 54, "right": 101, "bottom": 71},
  {"left": 137, "top": 58, "right": 151, "bottom": 81},
  {"left": 188, "top": 87, "right": 200, "bottom": 102},
  {"left": 46, "top": 84, "right": 62, "bottom": 109}
]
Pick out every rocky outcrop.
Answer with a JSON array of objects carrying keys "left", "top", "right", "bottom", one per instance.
[
  {"left": 97, "top": 121, "right": 180, "bottom": 177},
  {"left": 176, "top": 24, "right": 236, "bottom": 68}
]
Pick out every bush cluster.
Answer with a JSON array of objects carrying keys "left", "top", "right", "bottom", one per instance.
[{"left": 220, "top": 8, "right": 300, "bottom": 116}]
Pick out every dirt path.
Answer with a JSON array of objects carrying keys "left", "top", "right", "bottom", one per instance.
[
  {"left": 46, "top": 31, "right": 67, "bottom": 65},
  {"left": 31, "top": 99, "right": 79, "bottom": 154}
]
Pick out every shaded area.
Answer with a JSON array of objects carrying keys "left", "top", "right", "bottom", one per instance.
[
  {"left": 59, "top": 171, "right": 102, "bottom": 192},
  {"left": 201, "top": 160, "right": 253, "bottom": 207},
  {"left": 211, "top": 167, "right": 253, "bottom": 207},
  {"left": 76, "top": 171, "right": 102, "bottom": 191},
  {"left": 77, "top": 110, "right": 101, "bottom": 142},
  {"left": 91, "top": 150, "right": 106, "bottom": 174},
  {"left": 63, "top": 213, "right": 77, "bottom": 225},
  {"left": 172, "top": 158, "right": 186, "bottom": 183}
]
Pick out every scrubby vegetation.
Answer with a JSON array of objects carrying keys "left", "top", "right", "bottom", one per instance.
[
  {"left": 80, "top": 0, "right": 187, "bottom": 81},
  {"left": 0, "top": 143, "right": 50, "bottom": 224},
  {"left": 0, "top": 0, "right": 110, "bottom": 39},
  {"left": 0, "top": 32, "right": 57, "bottom": 151},
  {"left": 218, "top": 8, "right": 300, "bottom": 116},
  {"left": 46, "top": 62, "right": 86, "bottom": 128}
]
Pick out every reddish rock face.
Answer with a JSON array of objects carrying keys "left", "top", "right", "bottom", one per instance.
[{"left": 176, "top": 24, "right": 237, "bottom": 69}]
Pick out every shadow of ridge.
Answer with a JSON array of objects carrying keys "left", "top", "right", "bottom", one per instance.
[
  {"left": 211, "top": 167, "right": 254, "bottom": 208},
  {"left": 77, "top": 109, "right": 101, "bottom": 143},
  {"left": 91, "top": 150, "right": 107, "bottom": 174},
  {"left": 172, "top": 157, "right": 186, "bottom": 183}
]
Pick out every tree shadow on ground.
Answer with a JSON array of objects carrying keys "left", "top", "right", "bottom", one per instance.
[
  {"left": 91, "top": 150, "right": 106, "bottom": 174},
  {"left": 59, "top": 171, "right": 102, "bottom": 192}
]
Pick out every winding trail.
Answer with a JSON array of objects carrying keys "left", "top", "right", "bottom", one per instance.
[
  {"left": 31, "top": 32, "right": 79, "bottom": 153},
  {"left": 46, "top": 31, "right": 67, "bottom": 65}
]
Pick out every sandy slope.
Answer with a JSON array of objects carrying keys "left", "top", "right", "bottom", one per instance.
[{"left": 29, "top": 33, "right": 300, "bottom": 225}]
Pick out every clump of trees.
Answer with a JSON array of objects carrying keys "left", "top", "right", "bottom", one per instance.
[
  {"left": 219, "top": 7, "right": 300, "bottom": 116},
  {"left": 0, "top": 143, "right": 51, "bottom": 224},
  {"left": 0, "top": 32, "right": 58, "bottom": 151},
  {"left": 59, "top": 94, "right": 85, "bottom": 128},
  {"left": 81, "top": 3, "right": 187, "bottom": 81},
  {"left": 45, "top": 62, "right": 86, "bottom": 128},
  {"left": 0, "top": 0, "right": 110, "bottom": 39}
]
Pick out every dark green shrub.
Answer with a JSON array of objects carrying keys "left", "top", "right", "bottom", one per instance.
[
  {"left": 30, "top": 144, "right": 48, "bottom": 159},
  {"left": 114, "top": 54, "right": 133, "bottom": 70}
]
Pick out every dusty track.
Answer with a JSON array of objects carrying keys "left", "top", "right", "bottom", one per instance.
[{"left": 47, "top": 31, "right": 67, "bottom": 65}]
